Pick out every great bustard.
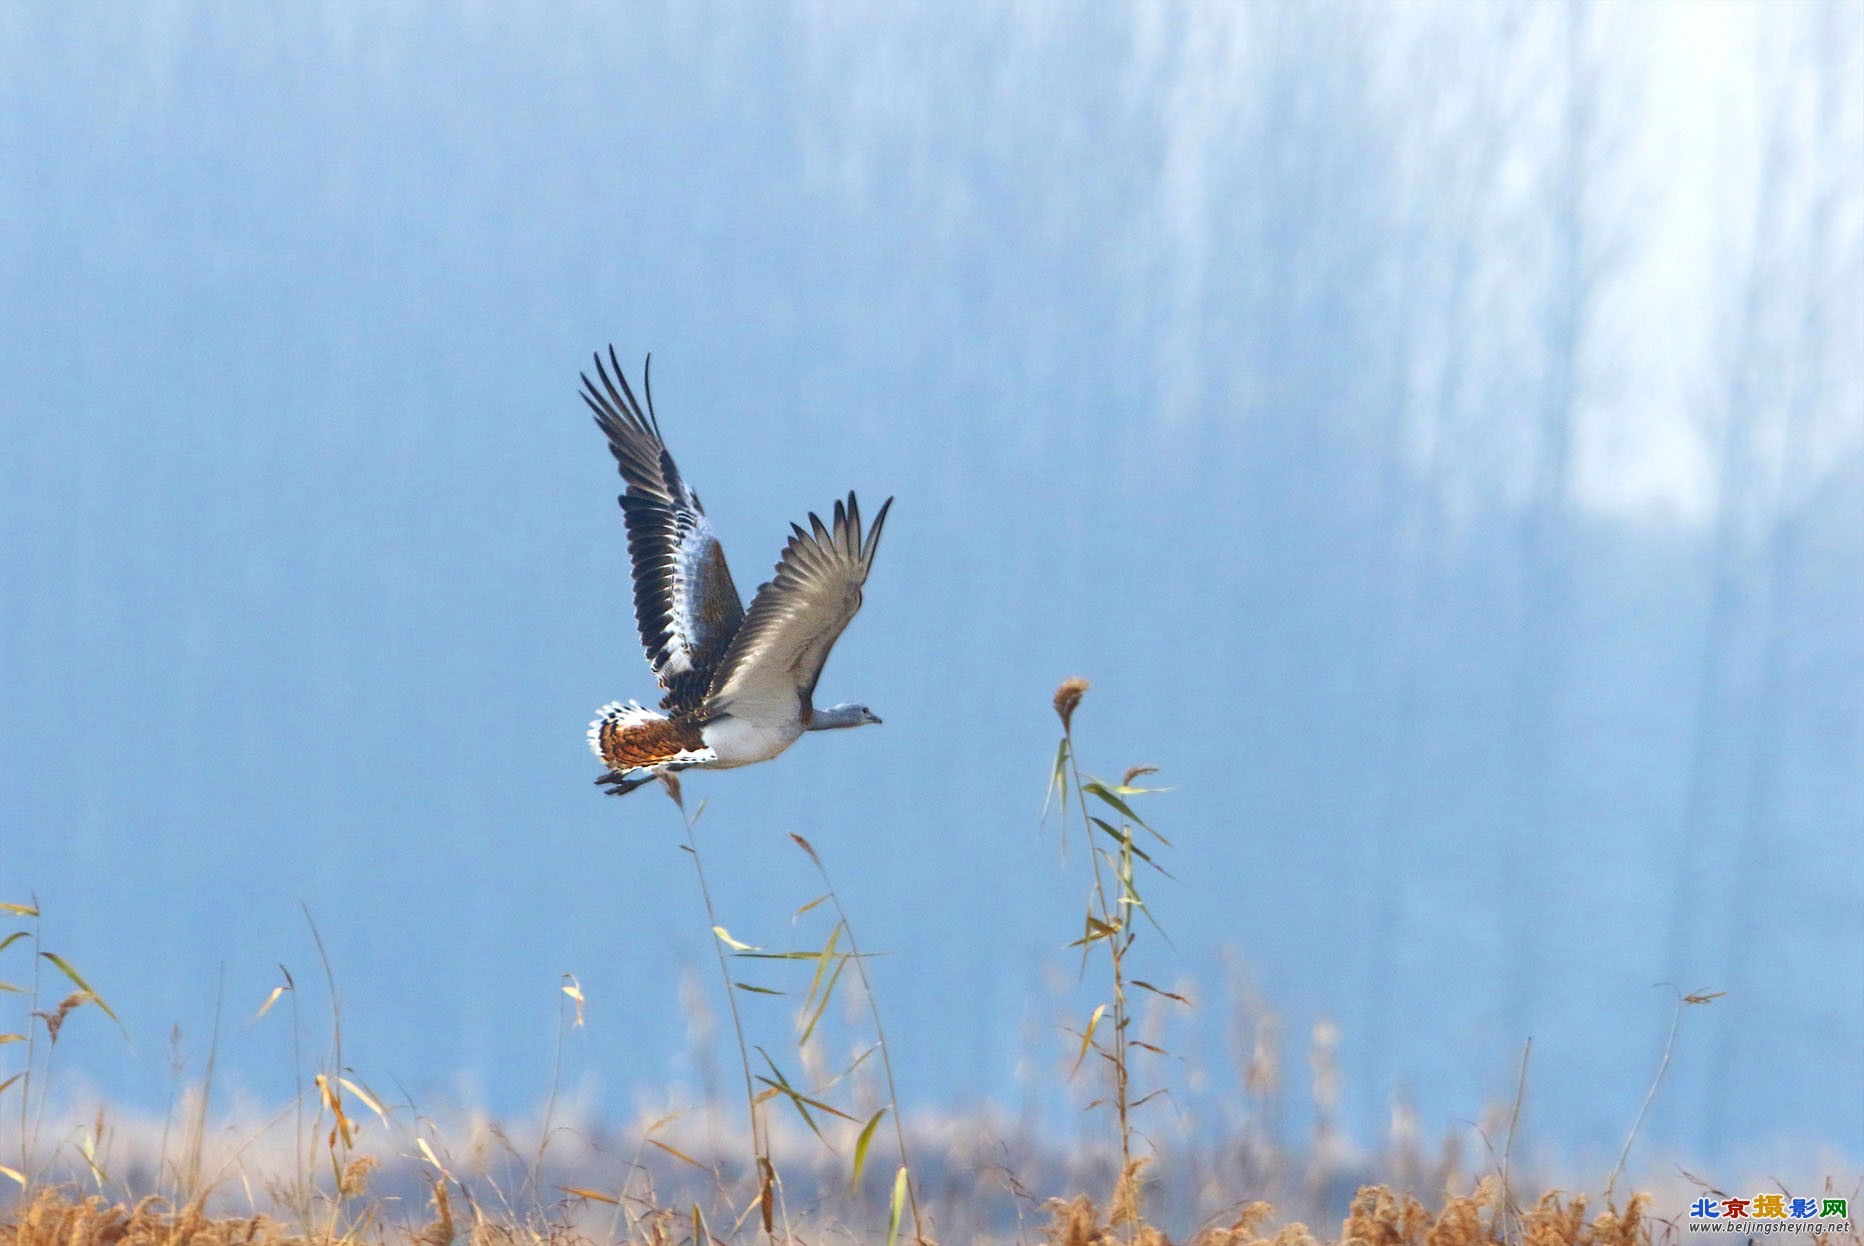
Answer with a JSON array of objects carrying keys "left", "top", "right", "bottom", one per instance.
[{"left": 581, "top": 348, "right": 892, "bottom": 797}]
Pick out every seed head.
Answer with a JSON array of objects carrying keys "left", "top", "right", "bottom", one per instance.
[{"left": 1053, "top": 677, "right": 1090, "bottom": 734}]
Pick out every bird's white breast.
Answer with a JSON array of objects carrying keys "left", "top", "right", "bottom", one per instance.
[{"left": 702, "top": 715, "right": 803, "bottom": 768}]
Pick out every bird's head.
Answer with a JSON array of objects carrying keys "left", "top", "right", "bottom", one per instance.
[{"left": 814, "top": 702, "right": 883, "bottom": 729}]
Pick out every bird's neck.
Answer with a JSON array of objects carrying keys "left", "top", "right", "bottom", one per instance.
[{"left": 807, "top": 704, "right": 868, "bottom": 731}]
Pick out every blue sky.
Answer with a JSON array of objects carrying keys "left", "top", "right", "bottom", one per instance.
[{"left": 2, "top": 3, "right": 1860, "bottom": 1178}]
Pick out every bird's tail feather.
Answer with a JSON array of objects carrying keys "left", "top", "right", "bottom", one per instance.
[{"left": 588, "top": 700, "right": 714, "bottom": 775}]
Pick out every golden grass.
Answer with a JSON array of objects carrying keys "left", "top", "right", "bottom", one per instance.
[
  {"left": 3, "top": 1180, "right": 1661, "bottom": 1246},
  {"left": 1039, "top": 1182, "right": 1651, "bottom": 1246},
  {"left": 0, "top": 1177, "right": 615, "bottom": 1246},
  {"left": 2, "top": 1188, "right": 303, "bottom": 1246}
]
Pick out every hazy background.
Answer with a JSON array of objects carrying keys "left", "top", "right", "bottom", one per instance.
[{"left": 3, "top": 2, "right": 1860, "bottom": 1180}]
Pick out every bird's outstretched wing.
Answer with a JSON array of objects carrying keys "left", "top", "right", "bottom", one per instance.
[
  {"left": 582, "top": 347, "right": 745, "bottom": 712},
  {"left": 705, "top": 493, "right": 891, "bottom": 728}
]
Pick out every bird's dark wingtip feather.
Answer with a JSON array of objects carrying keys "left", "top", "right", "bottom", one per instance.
[
  {"left": 862, "top": 495, "right": 894, "bottom": 565},
  {"left": 579, "top": 383, "right": 606, "bottom": 420},
  {"left": 642, "top": 352, "right": 661, "bottom": 437},
  {"left": 844, "top": 492, "right": 861, "bottom": 556}
]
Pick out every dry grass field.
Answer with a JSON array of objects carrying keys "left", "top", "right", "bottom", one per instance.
[
  {"left": 0, "top": 1177, "right": 1668, "bottom": 1246},
  {"left": 5, "top": 687, "right": 1854, "bottom": 1246}
]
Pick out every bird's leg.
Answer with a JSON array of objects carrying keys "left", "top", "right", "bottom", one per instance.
[
  {"left": 597, "top": 758, "right": 701, "bottom": 799},
  {"left": 595, "top": 770, "right": 654, "bottom": 797}
]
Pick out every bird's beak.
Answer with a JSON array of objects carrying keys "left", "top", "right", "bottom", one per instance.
[{"left": 865, "top": 710, "right": 884, "bottom": 725}]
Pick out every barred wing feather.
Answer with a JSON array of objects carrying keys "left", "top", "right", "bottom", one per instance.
[
  {"left": 705, "top": 493, "right": 891, "bottom": 728},
  {"left": 581, "top": 347, "right": 745, "bottom": 712}
]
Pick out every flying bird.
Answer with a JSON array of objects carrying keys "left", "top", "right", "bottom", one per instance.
[{"left": 581, "top": 348, "right": 892, "bottom": 797}]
